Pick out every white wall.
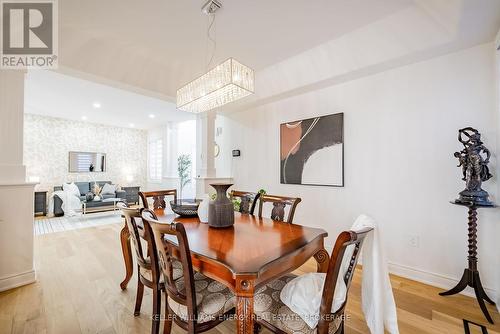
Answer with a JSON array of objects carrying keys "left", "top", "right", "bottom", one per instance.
[
  {"left": 228, "top": 43, "right": 499, "bottom": 299},
  {"left": 24, "top": 114, "right": 148, "bottom": 191}
]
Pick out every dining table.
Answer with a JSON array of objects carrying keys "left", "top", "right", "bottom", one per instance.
[{"left": 119, "top": 210, "right": 329, "bottom": 334}]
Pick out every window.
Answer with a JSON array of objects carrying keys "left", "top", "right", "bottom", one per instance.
[
  {"left": 68, "top": 152, "right": 106, "bottom": 172},
  {"left": 149, "top": 139, "right": 163, "bottom": 180},
  {"left": 76, "top": 152, "right": 93, "bottom": 172}
]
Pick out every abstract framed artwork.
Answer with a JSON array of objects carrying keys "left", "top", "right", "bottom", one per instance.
[{"left": 280, "top": 113, "right": 344, "bottom": 187}]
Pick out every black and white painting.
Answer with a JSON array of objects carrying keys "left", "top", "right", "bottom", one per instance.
[{"left": 280, "top": 113, "right": 343, "bottom": 186}]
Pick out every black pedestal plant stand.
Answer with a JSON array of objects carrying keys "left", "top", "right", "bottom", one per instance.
[
  {"left": 439, "top": 203, "right": 496, "bottom": 324},
  {"left": 440, "top": 127, "right": 496, "bottom": 324}
]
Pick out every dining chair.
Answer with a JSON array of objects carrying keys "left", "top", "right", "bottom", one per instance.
[
  {"left": 141, "top": 209, "right": 236, "bottom": 334},
  {"left": 253, "top": 227, "right": 373, "bottom": 334},
  {"left": 139, "top": 190, "right": 177, "bottom": 210},
  {"left": 118, "top": 202, "right": 176, "bottom": 334},
  {"left": 258, "top": 194, "right": 301, "bottom": 223},
  {"left": 229, "top": 190, "right": 261, "bottom": 215}
]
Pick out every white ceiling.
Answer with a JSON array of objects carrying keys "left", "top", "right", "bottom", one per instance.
[
  {"left": 58, "top": 0, "right": 414, "bottom": 98},
  {"left": 25, "top": 70, "right": 194, "bottom": 129},
  {"left": 27, "top": 0, "right": 500, "bottom": 126}
]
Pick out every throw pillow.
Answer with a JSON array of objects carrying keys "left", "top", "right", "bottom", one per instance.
[
  {"left": 280, "top": 244, "right": 355, "bottom": 329},
  {"left": 63, "top": 182, "right": 81, "bottom": 198},
  {"left": 279, "top": 273, "right": 343, "bottom": 329},
  {"left": 101, "top": 183, "right": 116, "bottom": 195}
]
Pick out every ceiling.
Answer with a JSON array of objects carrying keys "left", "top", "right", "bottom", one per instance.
[
  {"left": 58, "top": 0, "right": 414, "bottom": 98},
  {"left": 29, "top": 0, "right": 500, "bottom": 125},
  {"left": 25, "top": 70, "right": 194, "bottom": 129}
]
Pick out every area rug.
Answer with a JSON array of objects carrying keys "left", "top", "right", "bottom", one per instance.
[{"left": 34, "top": 211, "right": 122, "bottom": 235}]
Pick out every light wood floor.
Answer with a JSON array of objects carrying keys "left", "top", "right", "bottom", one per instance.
[{"left": 1, "top": 222, "right": 499, "bottom": 334}]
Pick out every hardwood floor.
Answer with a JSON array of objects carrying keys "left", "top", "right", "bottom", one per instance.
[{"left": 0, "top": 222, "right": 499, "bottom": 334}]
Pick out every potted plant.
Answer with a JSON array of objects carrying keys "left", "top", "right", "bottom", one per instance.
[{"left": 177, "top": 154, "right": 192, "bottom": 201}]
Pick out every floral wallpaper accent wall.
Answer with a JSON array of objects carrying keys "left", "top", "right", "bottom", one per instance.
[{"left": 24, "top": 114, "right": 147, "bottom": 191}]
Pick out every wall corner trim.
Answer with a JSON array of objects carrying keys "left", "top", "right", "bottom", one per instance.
[{"left": 0, "top": 269, "right": 36, "bottom": 292}]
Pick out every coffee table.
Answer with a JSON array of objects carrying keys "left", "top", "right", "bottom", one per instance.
[
  {"left": 82, "top": 197, "right": 124, "bottom": 215},
  {"left": 102, "top": 198, "right": 123, "bottom": 213}
]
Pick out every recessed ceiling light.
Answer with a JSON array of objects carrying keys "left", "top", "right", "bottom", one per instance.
[
  {"left": 149, "top": 114, "right": 155, "bottom": 119},
  {"left": 129, "top": 123, "right": 135, "bottom": 128},
  {"left": 81, "top": 116, "right": 88, "bottom": 121},
  {"left": 92, "top": 102, "right": 101, "bottom": 109}
]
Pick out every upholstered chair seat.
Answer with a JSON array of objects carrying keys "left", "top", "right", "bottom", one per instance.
[
  {"left": 167, "top": 273, "right": 236, "bottom": 324},
  {"left": 254, "top": 274, "right": 341, "bottom": 334},
  {"left": 140, "top": 259, "right": 183, "bottom": 282}
]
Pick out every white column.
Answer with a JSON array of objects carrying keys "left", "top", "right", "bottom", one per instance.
[
  {"left": 0, "top": 69, "right": 36, "bottom": 292},
  {"left": 195, "top": 110, "right": 232, "bottom": 197},
  {"left": 0, "top": 70, "right": 27, "bottom": 183},
  {"left": 196, "top": 110, "right": 216, "bottom": 178}
]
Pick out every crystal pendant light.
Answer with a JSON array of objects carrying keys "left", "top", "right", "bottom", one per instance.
[
  {"left": 176, "top": 1, "right": 254, "bottom": 113},
  {"left": 177, "top": 58, "right": 254, "bottom": 113}
]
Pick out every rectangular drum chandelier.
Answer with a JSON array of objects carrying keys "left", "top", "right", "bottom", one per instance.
[{"left": 176, "top": 58, "right": 254, "bottom": 113}]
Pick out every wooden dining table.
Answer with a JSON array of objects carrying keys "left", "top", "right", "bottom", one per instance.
[{"left": 119, "top": 211, "right": 329, "bottom": 334}]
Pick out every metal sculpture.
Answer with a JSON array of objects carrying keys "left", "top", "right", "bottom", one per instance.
[
  {"left": 440, "top": 127, "right": 496, "bottom": 324},
  {"left": 454, "top": 127, "right": 493, "bottom": 206}
]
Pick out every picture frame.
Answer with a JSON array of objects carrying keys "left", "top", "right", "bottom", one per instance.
[{"left": 279, "top": 112, "right": 344, "bottom": 187}]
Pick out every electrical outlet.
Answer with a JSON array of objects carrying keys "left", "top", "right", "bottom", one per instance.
[{"left": 408, "top": 235, "right": 420, "bottom": 248}]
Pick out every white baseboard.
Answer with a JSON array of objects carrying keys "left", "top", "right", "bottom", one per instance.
[
  {"left": 0, "top": 270, "right": 36, "bottom": 292},
  {"left": 388, "top": 262, "right": 498, "bottom": 303},
  {"left": 325, "top": 245, "right": 500, "bottom": 312}
]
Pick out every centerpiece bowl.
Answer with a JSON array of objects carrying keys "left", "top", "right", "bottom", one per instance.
[{"left": 170, "top": 199, "right": 201, "bottom": 217}]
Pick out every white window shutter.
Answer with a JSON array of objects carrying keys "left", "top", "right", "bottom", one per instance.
[{"left": 149, "top": 139, "right": 163, "bottom": 180}]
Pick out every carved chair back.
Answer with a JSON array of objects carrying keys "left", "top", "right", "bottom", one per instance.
[
  {"left": 317, "top": 227, "right": 373, "bottom": 334},
  {"left": 229, "top": 190, "right": 260, "bottom": 215},
  {"left": 139, "top": 190, "right": 177, "bottom": 210},
  {"left": 118, "top": 202, "right": 156, "bottom": 281},
  {"left": 258, "top": 194, "right": 301, "bottom": 223},
  {"left": 141, "top": 209, "right": 198, "bottom": 332}
]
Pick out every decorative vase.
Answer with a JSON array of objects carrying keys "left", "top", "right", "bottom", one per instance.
[
  {"left": 198, "top": 194, "right": 210, "bottom": 223},
  {"left": 208, "top": 183, "right": 234, "bottom": 228}
]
